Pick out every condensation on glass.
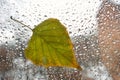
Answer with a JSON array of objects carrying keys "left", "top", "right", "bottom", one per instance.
[{"left": 0, "top": 0, "right": 119, "bottom": 80}]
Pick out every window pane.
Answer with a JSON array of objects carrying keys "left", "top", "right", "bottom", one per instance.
[{"left": 0, "top": 0, "right": 119, "bottom": 80}]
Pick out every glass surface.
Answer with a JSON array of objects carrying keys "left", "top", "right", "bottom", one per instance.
[{"left": 0, "top": 0, "right": 120, "bottom": 80}]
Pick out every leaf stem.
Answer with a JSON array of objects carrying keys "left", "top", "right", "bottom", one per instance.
[{"left": 10, "top": 16, "right": 32, "bottom": 30}]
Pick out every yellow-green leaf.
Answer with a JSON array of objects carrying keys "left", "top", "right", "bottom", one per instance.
[{"left": 25, "top": 18, "right": 82, "bottom": 70}]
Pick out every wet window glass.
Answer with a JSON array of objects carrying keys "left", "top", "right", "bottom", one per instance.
[{"left": 0, "top": 0, "right": 120, "bottom": 80}]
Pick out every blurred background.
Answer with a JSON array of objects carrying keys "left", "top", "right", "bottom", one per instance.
[{"left": 0, "top": 0, "right": 120, "bottom": 80}]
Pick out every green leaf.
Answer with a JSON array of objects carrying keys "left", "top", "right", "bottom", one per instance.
[{"left": 25, "top": 18, "right": 82, "bottom": 70}]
